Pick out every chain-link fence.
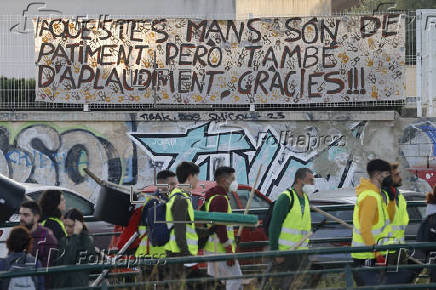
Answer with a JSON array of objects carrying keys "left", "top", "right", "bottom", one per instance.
[{"left": 0, "top": 11, "right": 417, "bottom": 111}]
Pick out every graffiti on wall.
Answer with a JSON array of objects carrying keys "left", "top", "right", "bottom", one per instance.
[
  {"left": 401, "top": 121, "right": 436, "bottom": 192},
  {"left": 0, "top": 124, "right": 125, "bottom": 201},
  {"left": 5, "top": 118, "right": 436, "bottom": 202},
  {"left": 130, "top": 121, "right": 366, "bottom": 198},
  {"left": 34, "top": 15, "right": 405, "bottom": 104}
]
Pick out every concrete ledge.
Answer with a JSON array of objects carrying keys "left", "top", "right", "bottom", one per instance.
[{"left": 0, "top": 111, "right": 398, "bottom": 122}]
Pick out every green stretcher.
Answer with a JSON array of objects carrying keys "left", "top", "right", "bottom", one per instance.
[{"left": 194, "top": 210, "right": 258, "bottom": 226}]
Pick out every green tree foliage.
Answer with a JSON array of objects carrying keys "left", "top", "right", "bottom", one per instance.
[
  {"left": 350, "top": 0, "right": 436, "bottom": 13},
  {"left": 0, "top": 77, "right": 36, "bottom": 102}
]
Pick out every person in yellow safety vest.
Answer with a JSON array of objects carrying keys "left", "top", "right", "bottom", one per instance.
[
  {"left": 204, "top": 166, "right": 242, "bottom": 290},
  {"left": 163, "top": 162, "right": 199, "bottom": 289},
  {"left": 381, "top": 162, "right": 410, "bottom": 267},
  {"left": 39, "top": 190, "right": 67, "bottom": 241},
  {"left": 268, "top": 168, "right": 314, "bottom": 290},
  {"left": 135, "top": 170, "right": 178, "bottom": 260},
  {"left": 381, "top": 162, "right": 409, "bottom": 244},
  {"left": 351, "top": 159, "right": 397, "bottom": 286}
]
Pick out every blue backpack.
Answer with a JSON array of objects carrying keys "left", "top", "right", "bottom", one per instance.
[{"left": 144, "top": 193, "right": 182, "bottom": 247}]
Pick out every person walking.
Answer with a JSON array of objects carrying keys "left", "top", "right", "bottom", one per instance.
[
  {"left": 164, "top": 162, "right": 199, "bottom": 289},
  {"left": 267, "top": 168, "right": 315, "bottom": 289},
  {"left": 204, "top": 166, "right": 242, "bottom": 290},
  {"left": 351, "top": 159, "right": 396, "bottom": 286},
  {"left": 135, "top": 170, "right": 178, "bottom": 282},
  {"left": 136, "top": 170, "right": 178, "bottom": 259},
  {"left": 381, "top": 162, "right": 409, "bottom": 262}
]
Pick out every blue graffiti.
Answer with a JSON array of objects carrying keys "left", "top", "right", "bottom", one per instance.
[
  {"left": 418, "top": 124, "right": 436, "bottom": 155},
  {"left": 132, "top": 123, "right": 255, "bottom": 171},
  {"left": 131, "top": 122, "right": 331, "bottom": 196}
]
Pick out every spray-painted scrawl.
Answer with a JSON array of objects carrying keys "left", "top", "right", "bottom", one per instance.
[
  {"left": 130, "top": 121, "right": 365, "bottom": 199},
  {"left": 1, "top": 117, "right": 434, "bottom": 202},
  {"left": 0, "top": 124, "right": 123, "bottom": 202}
]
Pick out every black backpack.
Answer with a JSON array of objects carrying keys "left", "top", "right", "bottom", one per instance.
[{"left": 263, "top": 188, "right": 295, "bottom": 237}]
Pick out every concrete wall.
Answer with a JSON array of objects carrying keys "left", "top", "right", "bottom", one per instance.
[{"left": 1, "top": 111, "right": 434, "bottom": 202}]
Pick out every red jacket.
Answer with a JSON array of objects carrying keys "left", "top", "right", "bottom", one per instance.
[{"left": 205, "top": 185, "right": 230, "bottom": 244}]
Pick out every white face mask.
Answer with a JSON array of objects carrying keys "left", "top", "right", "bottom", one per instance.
[
  {"left": 302, "top": 184, "right": 316, "bottom": 194},
  {"left": 229, "top": 180, "right": 238, "bottom": 193}
]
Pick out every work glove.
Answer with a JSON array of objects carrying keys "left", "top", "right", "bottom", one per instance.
[
  {"left": 375, "top": 252, "right": 387, "bottom": 266},
  {"left": 225, "top": 245, "right": 235, "bottom": 267}
]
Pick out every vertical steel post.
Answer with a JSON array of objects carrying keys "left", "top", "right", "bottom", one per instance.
[{"left": 416, "top": 11, "right": 423, "bottom": 117}]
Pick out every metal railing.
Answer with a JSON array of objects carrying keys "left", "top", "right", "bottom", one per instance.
[
  {"left": 0, "top": 201, "right": 426, "bottom": 229},
  {"left": 1, "top": 242, "right": 436, "bottom": 289}
]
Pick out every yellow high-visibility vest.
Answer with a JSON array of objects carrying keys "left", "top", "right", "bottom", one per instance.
[
  {"left": 41, "top": 217, "right": 66, "bottom": 236},
  {"left": 382, "top": 190, "right": 409, "bottom": 243},
  {"left": 204, "top": 195, "right": 235, "bottom": 253},
  {"left": 351, "top": 190, "right": 392, "bottom": 259},
  {"left": 278, "top": 189, "right": 311, "bottom": 251},
  {"left": 164, "top": 188, "right": 198, "bottom": 256}
]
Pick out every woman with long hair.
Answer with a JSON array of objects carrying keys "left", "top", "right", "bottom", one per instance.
[
  {"left": 38, "top": 190, "right": 66, "bottom": 241},
  {"left": 52, "top": 208, "right": 95, "bottom": 288}
]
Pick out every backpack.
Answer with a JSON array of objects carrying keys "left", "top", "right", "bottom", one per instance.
[
  {"left": 116, "top": 206, "right": 145, "bottom": 251},
  {"left": 6, "top": 255, "right": 37, "bottom": 290},
  {"left": 145, "top": 194, "right": 182, "bottom": 247},
  {"left": 262, "top": 188, "right": 295, "bottom": 237}
]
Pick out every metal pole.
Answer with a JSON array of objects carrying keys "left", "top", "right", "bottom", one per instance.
[
  {"left": 427, "top": 22, "right": 433, "bottom": 116},
  {"left": 416, "top": 10, "right": 423, "bottom": 117},
  {"left": 345, "top": 263, "right": 353, "bottom": 289},
  {"left": 91, "top": 232, "right": 139, "bottom": 287},
  {"left": 153, "top": 50, "right": 157, "bottom": 107}
]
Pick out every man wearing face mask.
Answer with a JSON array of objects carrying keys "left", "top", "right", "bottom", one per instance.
[
  {"left": 381, "top": 162, "right": 410, "bottom": 268},
  {"left": 268, "top": 167, "right": 314, "bottom": 289},
  {"left": 203, "top": 166, "right": 242, "bottom": 290},
  {"left": 382, "top": 162, "right": 408, "bottom": 244},
  {"left": 351, "top": 159, "right": 396, "bottom": 286}
]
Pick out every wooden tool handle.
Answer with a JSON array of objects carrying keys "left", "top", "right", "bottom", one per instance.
[
  {"left": 310, "top": 205, "right": 353, "bottom": 230},
  {"left": 83, "top": 168, "right": 105, "bottom": 186},
  {"left": 237, "top": 165, "right": 262, "bottom": 238}
]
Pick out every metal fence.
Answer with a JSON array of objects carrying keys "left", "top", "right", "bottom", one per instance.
[
  {"left": 0, "top": 11, "right": 416, "bottom": 111},
  {"left": 0, "top": 242, "right": 436, "bottom": 289}
]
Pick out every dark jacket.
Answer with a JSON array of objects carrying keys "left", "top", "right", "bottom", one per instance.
[
  {"left": 0, "top": 252, "right": 44, "bottom": 290},
  {"left": 52, "top": 229, "right": 96, "bottom": 288},
  {"left": 172, "top": 195, "right": 191, "bottom": 255},
  {"left": 31, "top": 225, "right": 58, "bottom": 267},
  {"left": 417, "top": 213, "right": 436, "bottom": 259},
  {"left": 417, "top": 213, "right": 436, "bottom": 285}
]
